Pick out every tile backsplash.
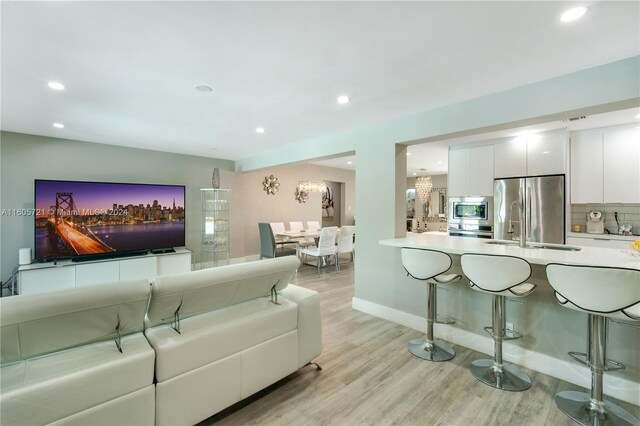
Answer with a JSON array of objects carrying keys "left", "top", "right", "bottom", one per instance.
[{"left": 571, "top": 204, "right": 640, "bottom": 235}]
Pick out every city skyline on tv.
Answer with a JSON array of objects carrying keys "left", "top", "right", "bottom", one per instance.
[{"left": 35, "top": 180, "right": 185, "bottom": 217}]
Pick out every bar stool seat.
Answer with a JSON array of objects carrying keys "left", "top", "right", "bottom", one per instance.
[
  {"left": 401, "top": 248, "right": 461, "bottom": 362},
  {"left": 546, "top": 263, "right": 640, "bottom": 426},
  {"left": 461, "top": 254, "right": 536, "bottom": 392}
]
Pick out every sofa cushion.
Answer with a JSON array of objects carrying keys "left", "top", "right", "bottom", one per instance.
[
  {"left": 146, "top": 256, "right": 300, "bottom": 327},
  {"left": 145, "top": 296, "right": 297, "bottom": 381},
  {"left": 0, "top": 333, "right": 154, "bottom": 426},
  {"left": 0, "top": 279, "right": 150, "bottom": 364}
]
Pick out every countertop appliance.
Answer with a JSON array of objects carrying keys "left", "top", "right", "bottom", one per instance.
[
  {"left": 587, "top": 210, "right": 605, "bottom": 234},
  {"left": 494, "top": 175, "right": 565, "bottom": 244},
  {"left": 448, "top": 196, "right": 493, "bottom": 239}
]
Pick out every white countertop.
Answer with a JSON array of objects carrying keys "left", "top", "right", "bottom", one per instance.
[
  {"left": 379, "top": 234, "right": 640, "bottom": 269},
  {"left": 567, "top": 232, "right": 638, "bottom": 241}
]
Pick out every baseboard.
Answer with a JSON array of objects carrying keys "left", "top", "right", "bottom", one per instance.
[{"left": 352, "top": 297, "right": 639, "bottom": 406}]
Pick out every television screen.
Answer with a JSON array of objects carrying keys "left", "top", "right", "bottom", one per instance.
[{"left": 34, "top": 180, "right": 185, "bottom": 261}]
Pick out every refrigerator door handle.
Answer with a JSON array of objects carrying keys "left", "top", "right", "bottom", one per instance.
[{"left": 526, "top": 186, "right": 533, "bottom": 241}]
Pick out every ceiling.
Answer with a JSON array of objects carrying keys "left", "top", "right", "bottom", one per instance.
[{"left": 1, "top": 2, "right": 639, "bottom": 161}]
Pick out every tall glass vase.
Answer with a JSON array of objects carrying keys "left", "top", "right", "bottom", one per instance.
[{"left": 211, "top": 168, "right": 220, "bottom": 189}]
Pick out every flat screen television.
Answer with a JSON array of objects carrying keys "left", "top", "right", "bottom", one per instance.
[{"left": 34, "top": 179, "right": 185, "bottom": 262}]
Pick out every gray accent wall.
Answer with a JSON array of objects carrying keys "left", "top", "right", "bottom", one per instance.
[
  {"left": 0, "top": 131, "right": 235, "bottom": 282},
  {"left": 0, "top": 132, "right": 357, "bottom": 281}
]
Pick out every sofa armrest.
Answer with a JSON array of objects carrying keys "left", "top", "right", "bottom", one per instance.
[{"left": 279, "top": 285, "right": 322, "bottom": 367}]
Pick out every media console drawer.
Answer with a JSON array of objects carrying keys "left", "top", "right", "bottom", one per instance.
[{"left": 17, "top": 250, "right": 191, "bottom": 295}]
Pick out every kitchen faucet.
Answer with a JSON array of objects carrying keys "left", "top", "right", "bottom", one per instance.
[{"left": 508, "top": 200, "right": 526, "bottom": 248}]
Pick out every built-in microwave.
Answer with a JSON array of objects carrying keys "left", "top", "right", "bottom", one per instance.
[
  {"left": 449, "top": 196, "right": 493, "bottom": 224},
  {"left": 448, "top": 196, "right": 493, "bottom": 238}
]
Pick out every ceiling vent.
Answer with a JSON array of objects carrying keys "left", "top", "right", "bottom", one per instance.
[{"left": 563, "top": 115, "right": 587, "bottom": 122}]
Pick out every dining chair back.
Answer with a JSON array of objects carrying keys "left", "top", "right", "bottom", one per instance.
[
  {"left": 269, "top": 222, "right": 286, "bottom": 235},
  {"left": 306, "top": 221, "right": 321, "bottom": 231},
  {"left": 289, "top": 222, "right": 304, "bottom": 232},
  {"left": 259, "top": 223, "right": 296, "bottom": 259},
  {"left": 317, "top": 227, "right": 338, "bottom": 256},
  {"left": 301, "top": 226, "right": 338, "bottom": 273}
]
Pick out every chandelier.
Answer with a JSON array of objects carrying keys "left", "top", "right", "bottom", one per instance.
[
  {"left": 298, "top": 180, "right": 326, "bottom": 193},
  {"left": 415, "top": 176, "right": 433, "bottom": 202}
]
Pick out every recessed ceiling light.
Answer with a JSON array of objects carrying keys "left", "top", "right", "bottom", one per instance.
[
  {"left": 53, "top": 122, "right": 65, "bottom": 128},
  {"left": 347, "top": 161, "right": 353, "bottom": 165},
  {"left": 561, "top": 6, "right": 588, "bottom": 23},
  {"left": 256, "top": 127, "right": 265, "bottom": 134},
  {"left": 437, "top": 161, "right": 443, "bottom": 165},
  {"left": 194, "top": 85, "right": 213, "bottom": 92},
  {"left": 337, "top": 95, "right": 351, "bottom": 104},
  {"left": 636, "top": 114, "right": 640, "bottom": 119},
  {"left": 542, "top": 151, "right": 550, "bottom": 154},
  {"left": 47, "top": 81, "right": 65, "bottom": 91},
  {"left": 406, "top": 152, "right": 411, "bottom": 156},
  {"left": 412, "top": 172, "right": 417, "bottom": 176}
]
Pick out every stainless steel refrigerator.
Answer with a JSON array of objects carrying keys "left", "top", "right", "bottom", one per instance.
[{"left": 494, "top": 175, "right": 565, "bottom": 244}]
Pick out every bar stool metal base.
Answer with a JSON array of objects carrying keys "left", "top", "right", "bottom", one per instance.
[
  {"left": 555, "top": 391, "right": 640, "bottom": 426},
  {"left": 408, "top": 338, "right": 455, "bottom": 362},
  {"left": 470, "top": 359, "right": 532, "bottom": 392}
]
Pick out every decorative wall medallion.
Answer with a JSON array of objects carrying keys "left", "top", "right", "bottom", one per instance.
[
  {"left": 262, "top": 175, "right": 280, "bottom": 195},
  {"left": 294, "top": 187, "right": 309, "bottom": 203}
]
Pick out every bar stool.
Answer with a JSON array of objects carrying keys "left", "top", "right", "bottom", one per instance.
[
  {"left": 546, "top": 263, "right": 640, "bottom": 426},
  {"left": 461, "top": 254, "right": 536, "bottom": 391},
  {"left": 401, "top": 248, "right": 461, "bottom": 362}
]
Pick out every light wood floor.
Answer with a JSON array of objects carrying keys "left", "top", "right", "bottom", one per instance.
[{"left": 200, "top": 260, "right": 639, "bottom": 426}]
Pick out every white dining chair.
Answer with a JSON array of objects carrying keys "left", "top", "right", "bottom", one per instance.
[
  {"left": 289, "top": 221, "right": 315, "bottom": 248},
  {"left": 289, "top": 221, "right": 304, "bottom": 232},
  {"left": 301, "top": 227, "right": 338, "bottom": 273},
  {"left": 306, "top": 221, "right": 321, "bottom": 231},
  {"left": 336, "top": 226, "right": 355, "bottom": 271},
  {"left": 269, "top": 222, "right": 297, "bottom": 249}
]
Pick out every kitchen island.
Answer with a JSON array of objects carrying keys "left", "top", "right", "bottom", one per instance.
[
  {"left": 380, "top": 232, "right": 640, "bottom": 269},
  {"left": 373, "top": 233, "right": 639, "bottom": 404}
]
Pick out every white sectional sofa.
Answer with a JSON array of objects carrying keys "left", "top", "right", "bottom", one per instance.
[
  {"left": 0, "top": 256, "right": 322, "bottom": 426},
  {"left": 0, "top": 279, "right": 155, "bottom": 426}
]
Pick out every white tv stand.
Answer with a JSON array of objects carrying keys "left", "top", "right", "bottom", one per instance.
[{"left": 17, "top": 248, "right": 192, "bottom": 295}]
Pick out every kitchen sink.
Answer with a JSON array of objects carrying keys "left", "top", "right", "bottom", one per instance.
[
  {"left": 485, "top": 241, "right": 518, "bottom": 246},
  {"left": 484, "top": 241, "right": 582, "bottom": 251}
]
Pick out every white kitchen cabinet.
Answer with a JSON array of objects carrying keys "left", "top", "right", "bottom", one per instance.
[
  {"left": 603, "top": 124, "right": 640, "bottom": 203},
  {"left": 494, "top": 140, "right": 527, "bottom": 178},
  {"left": 494, "top": 129, "right": 566, "bottom": 178},
  {"left": 528, "top": 130, "right": 567, "bottom": 176},
  {"left": 448, "top": 145, "right": 494, "bottom": 196},
  {"left": 570, "top": 129, "right": 604, "bottom": 203},
  {"left": 570, "top": 123, "right": 640, "bottom": 204}
]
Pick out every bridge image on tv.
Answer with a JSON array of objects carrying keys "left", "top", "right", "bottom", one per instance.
[{"left": 35, "top": 180, "right": 185, "bottom": 260}]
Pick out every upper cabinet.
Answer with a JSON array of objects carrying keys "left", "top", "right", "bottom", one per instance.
[
  {"left": 571, "top": 123, "right": 640, "bottom": 204},
  {"left": 448, "top": 145, "right": 494, "bottom": 197},
  {"left": 494, "top": 129, "right": 567, "bottom": 178},
  {"left": 570, "top": 128, "right": 604, "bottom": 203}
]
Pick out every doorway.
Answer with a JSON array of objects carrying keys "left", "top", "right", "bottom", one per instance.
[{"left": 322, "top": 181, "right": 342, "bottom": 228}]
